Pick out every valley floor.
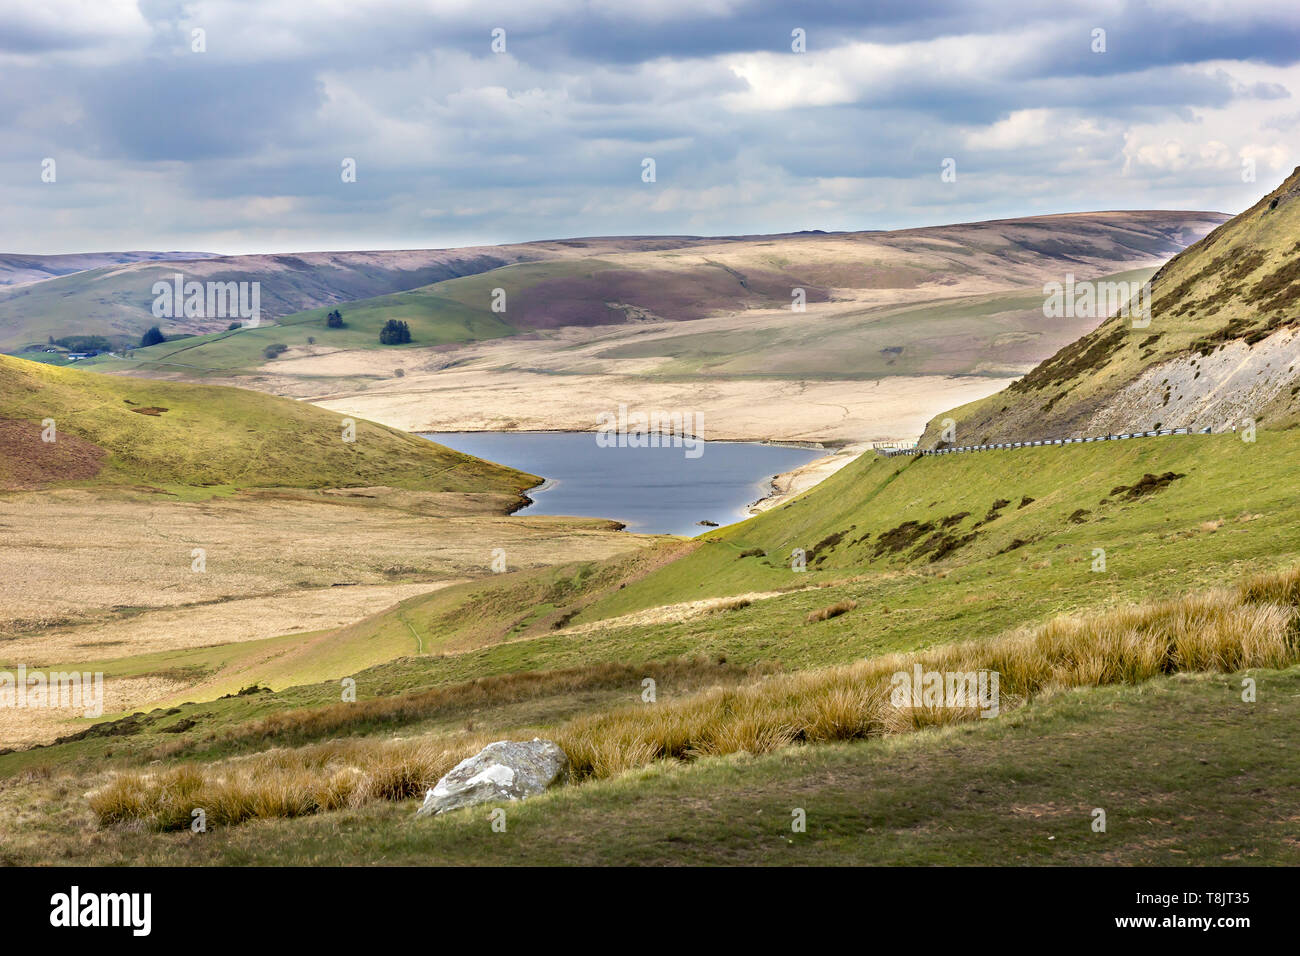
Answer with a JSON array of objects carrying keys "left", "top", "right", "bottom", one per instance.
[
  {"left": 102, "top": 272, "right": 1114, "bottom": 444},
  {"left": 308, "top": 366, "right": 1010, "bottom": 446},
  {"left": 0, "top": 486, "right": 650, "bottom": 746}
]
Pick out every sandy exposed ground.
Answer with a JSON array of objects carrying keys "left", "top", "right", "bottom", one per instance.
[
  {"left": 307, "top": 366, "right": 1012, "bottom": 445},
  {"left": 0, "top": 489, "right": 650, "bottom": 658},
  {"left": 0, "top": 675, "right": 189, "bottom": 749},
  {"left": 748, "top": 442, "right": 871, "bottom": 512},
  {"left": 558, "top": 589, "right": 801, "bottom": 636},
  {"left": 0, "top": 581, "right": 465, "bottom": 665}
]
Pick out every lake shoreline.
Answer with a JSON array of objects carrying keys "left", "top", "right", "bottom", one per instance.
[
  {"left": 422, "top": 431, "right": 825, "bottom": 536},
  {"left": 425, "top": 430, "right": 912, "bottom": 529},
  {"left": 747, "top": 442, "right": 872, "bottom": 514}
]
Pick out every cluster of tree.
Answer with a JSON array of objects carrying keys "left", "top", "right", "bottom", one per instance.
[
  {"left": 263, "top": 343, "right": 288, "bottom": 360},
  {"left": 140, "top": 327, "right": 166, "bottom": 347},
  {"left": 51, "top": 335, "right": 113, "bottom": 352},
  {"left": 326, "top": 309, "right": 345, "bottom": 328},
  {"left": 379, "top": 319, "right": 411, "bottom": 345}
]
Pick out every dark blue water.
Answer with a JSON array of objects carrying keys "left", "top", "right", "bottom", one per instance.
[{"left": 423, "top": 432, "right": 824, "bottom": 536}]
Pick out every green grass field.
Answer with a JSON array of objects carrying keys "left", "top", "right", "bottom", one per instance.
[
  {"left": 88, "top": 290, "right": 519, "bottom": 375},
  {"left": 4, "top": 661, "right": 1294, "bottom": 865},
  {"left": 3, "top": 422, "right": 1297, "bottom": 863},
  {"left": 0, "top": 251, "right": 530, "bottom": 354},
  {"left": 200, "top": 667, "right": 1294, "bottom": 867},
  {"left": 87, "top": 257, "right": 685, "bottom": 375}
]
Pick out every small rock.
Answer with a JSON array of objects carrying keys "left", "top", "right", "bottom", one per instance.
[{"left": 416, "top": 738, "right": 569, "bottom": 817}]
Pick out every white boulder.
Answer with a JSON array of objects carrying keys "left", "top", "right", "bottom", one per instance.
[{"left": 416, "top": 738, "right": 569, "bottom": 817}]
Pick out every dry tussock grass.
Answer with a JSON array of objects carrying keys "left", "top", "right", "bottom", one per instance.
[
  {"left": 559, "top": 572, "right": 1296, "bottom": 776},
  {"left": 90, "top": 566, "right": 1300, "bottom": 829},
  {"left": 91, "top": 734, "right": 497, "bottom": 830},
  {"left": 225, "top": 656, "right": 753, "bottom": 747},
  {"left": 709, "top": 597, "right": 752, "bottom": 613},
  {"left": 805, "top": 599, "right": 858, "bottom": 623}
]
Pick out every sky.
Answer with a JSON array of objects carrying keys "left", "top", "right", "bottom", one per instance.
[{"left": 3, "top": 0, "right": 1300, "bottom": 255}]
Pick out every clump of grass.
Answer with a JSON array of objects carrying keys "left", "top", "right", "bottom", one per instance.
[
  {"left": 806, "top": 599, "right": 858, "bottom": 623},
  {"left": 92, "top": 567, "right": 1300, "bottom": 830},
  {"left": 217, "top": 656, "right": 756, "bottom": 749},
  {"left": 709, "top": 597, "right": 752, "bottom": 614},
  {"left": 1236, "top": 564, "right": 1300, "bottom": 608},
  {"left": 91, "top": 735, "right": 494, "bottom": 830}
]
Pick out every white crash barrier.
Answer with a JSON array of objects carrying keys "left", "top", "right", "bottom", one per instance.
[{"left": 876, "top": 425, "right": 1196, "bottom": 458}]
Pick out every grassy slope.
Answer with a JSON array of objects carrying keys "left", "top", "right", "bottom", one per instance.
[
  {"left": 197, "top": 428, "right": 1293, "bottom": 704},
  {"left": 574, "top": 429, "right": 1298, "bottom": 625},
  {"left": 46, "top": 428, "right": 1300, "bottom": 716},
  {"left": 3, "top": 418, "right": 1296, "bottom": 863},
  {"left": 0, "top": 251, "right": 217, "bottom": 288},
  {"left": 926, "top": 167, "right": 1300, "bottom": 444},
  {"left": 0, "top": 249, "right": 537, "bottom": 353},
  {"left": 88, "top": 255, "right": 786, "bottom": 375},
  {"left": 4, "top": 666, "right": 1295, "bottom": 865},
  {"left": 0, "top": 353, "right": 535, "bottom": 494}
]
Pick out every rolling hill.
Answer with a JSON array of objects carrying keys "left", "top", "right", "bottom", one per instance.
[
  {"left": 923, "top": 168, "right": 1300, "bottom": 446},
  {"left": 0, "top": 246, "right": 551, "bottom": 353},
  {"left": 0, "top": 353, "right": 534, "bottom": 494},
  {"left": 1, "top": 212, "right": 1224, "bottom": 363},
  {"left": 0, "top": 251, "right": 217, "bottom": 289}
]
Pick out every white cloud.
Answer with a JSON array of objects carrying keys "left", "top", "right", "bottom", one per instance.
[{"left": 3, "top": 1, "right": 1300, "bottom": 252}]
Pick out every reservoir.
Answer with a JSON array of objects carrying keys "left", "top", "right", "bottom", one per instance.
[{"left": 423, "top": 431, "right": 824, "bottom": 536}]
